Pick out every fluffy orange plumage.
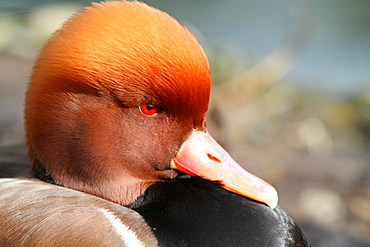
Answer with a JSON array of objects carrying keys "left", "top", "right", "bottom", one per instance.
[{"left": 25, "top": 1, "right": 210, "bottom": 205}]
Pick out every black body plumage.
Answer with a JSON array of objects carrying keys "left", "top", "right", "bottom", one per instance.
[{"left": 132, "top": 177, "right": 309, "bottom": 247}]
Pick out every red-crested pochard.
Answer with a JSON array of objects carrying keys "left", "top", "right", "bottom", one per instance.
[{"left": 0, "top": 1, "right": 308, "bottom": 246}]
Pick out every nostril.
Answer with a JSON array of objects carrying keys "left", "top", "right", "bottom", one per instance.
[{"left": 207, "top": 153, "right": 222, "bottom": 164}]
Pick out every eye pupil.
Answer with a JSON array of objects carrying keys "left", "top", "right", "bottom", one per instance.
[{"left": 140, "top": 103, "right": 159, "bottom": 116}]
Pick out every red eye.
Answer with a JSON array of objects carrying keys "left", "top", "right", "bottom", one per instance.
[{"left": 139, "top": 103, "right": 159, "bottom": 116}]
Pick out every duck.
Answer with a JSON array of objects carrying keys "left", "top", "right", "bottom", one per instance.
[{"left": 0, "top": 1, "right": 309, "bottom": 246}]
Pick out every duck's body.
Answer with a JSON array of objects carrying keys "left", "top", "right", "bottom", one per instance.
[
  {"left": 0, "top": 1, "right": 308, "bottom": 246},
  {"left": 0, "top": 179, "right": 307, "bottom": 247},
  {"left": 0, "top": 145, "right": 307, "bottom": 246}
]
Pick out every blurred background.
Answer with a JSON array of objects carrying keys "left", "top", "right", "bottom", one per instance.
[{"left": 0, "top": 0, "right": 369, "bottom": 246}]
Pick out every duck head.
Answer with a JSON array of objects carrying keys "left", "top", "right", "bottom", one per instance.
[{"left": 25, "top": 1, "right": 278, "bottom": 208}]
